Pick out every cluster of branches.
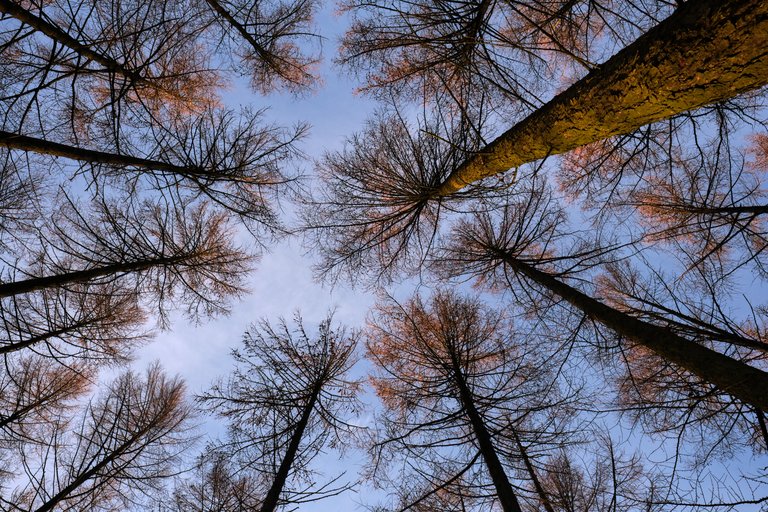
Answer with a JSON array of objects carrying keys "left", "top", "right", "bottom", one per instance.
[
  {"left": 301, "top": 0, "right": 768, "bottom": 509},
  {"left": 0, "top": 0, "right": 322, "bottom": 506}
]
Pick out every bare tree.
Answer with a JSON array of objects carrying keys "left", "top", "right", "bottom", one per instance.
[
  {"left": 199, "top": 0, "right": 320, "bottom": 93},
  {"left": 307, "top": 0, "right": 768, "bottom": 281},
  {"left": 164, "top": 451, "right": 263, "bottom": 511},
  {"left": 2, "top": 363, "right": 194, "bottom": 512},
  {"left": 0, "top": 356, "right": 92, "bottom": 455},
  {"left": 197, "top": 313, "right": 362, "bottom": 512},
  {"left": 365, "top": 290, "right": 583, "bottom": 512},
  {"left": 0, "top": 196, "right": 252, "bottom": 323},
  {"left": 303, "top": 109, "right": 484, "bottom": 282},
  {"left": 434, "top": 188, "right": 768, "bottom": 423},
  {"left": 0, "top": 283, "right": 147, "bottom": 361}
]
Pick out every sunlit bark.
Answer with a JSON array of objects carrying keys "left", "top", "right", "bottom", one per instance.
[{"left": 435, "top": 0, "right": 768, "bottom": 195}]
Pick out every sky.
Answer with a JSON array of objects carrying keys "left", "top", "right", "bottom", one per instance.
[
  {"left": 133, "top": 5, "right": 385, "bottom": 509},
  {"left": 125, "top": 3, "right": 768, "bottom": 510}
]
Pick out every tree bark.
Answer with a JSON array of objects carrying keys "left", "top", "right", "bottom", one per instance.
[
  {"left": 0, "top": 131, "right": 203, "bottom": 176},
  {"left": 259, "top": 386, "right": 320, "bottom": 512},
  {"left": 0, "top": 0, "right": 144, "bottom": 83},
  {"left": 436, "top": 0, "right": 768, "bottom": 195},
  {"left": 496, "top": 251, "right": 768, "bottom": 411},
  {"left": 451, "top": 362, "right": 523, "bottom": 512},
  {"left": 0, "top": 256, "right": 184, "bottom": 298}
]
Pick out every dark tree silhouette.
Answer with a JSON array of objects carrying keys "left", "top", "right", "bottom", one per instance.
[
  {"left": 2, "top": 363, "right": 193, "bottom": 512},
  {"left": 365, "top": 290, "right": 582, "bottom": 512},
  {"left": 200, "top": 0, "right": 320, "bottom": 93},
  {"left": 434, "top": 188, "right": 768, "bottom": 428},
  {"left": 197, "top": 314, "right": 362, "bottom": 512},
  {"left": 166, "top": 451, "right": 263, "bottom": 511},
  {"left": 0, "top": 196, "right": 252, "bottom": 322}
]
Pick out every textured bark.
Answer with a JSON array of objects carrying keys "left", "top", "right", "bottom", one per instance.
[
  {"left": 0, "top": 257, "right": 183, "bottom": 298},
  {"left": 0, "top": 131, "right": 202, "bottom": 176},
  {"left": 0, "top": 0, "right": 144, "bottom": 82},
  {"left": 451, "top": 361, "right": 523, "bottom": 512},
  {"left": 259, "top": 387, "right": 320, "bottom": 512},
  {"left": 436, "top": 0, "right": 768, "bottom": 195},
  {"left": 496, "top": 251, "right": 768, "bottom": 411}
]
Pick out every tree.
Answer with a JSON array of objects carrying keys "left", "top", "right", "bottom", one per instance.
[
  {"left": 165, "top": 451, "right": 264, "bottom": 511},
  {"left": 196, "top": 314, "right": 362, "bottom": 512},
  {"left": 0, "top": 356, "right": 91, "bottom": 460},
  {"left": 307, "top": 0, "right": 768, "bottom": 279},
  {"left": 343, "top": 0, "right": 768, "bottom": 196},
  {"left": 199, "top": 0, "right": 320, "bottom": 93},
  {"left": 434, "top": 188, "right": 768, "bottom": 428},
  {"left": 2, "top": 363, "right": 194, "bottom": 512},
  {"left": 365, "top": 290, "right": 583, "bottom": 512},
  {"left": 0, "top": 196, "right": 252, "bottom": 320},
  {"left": 0, "top": 283, "right": 147, "bottom": 361}
]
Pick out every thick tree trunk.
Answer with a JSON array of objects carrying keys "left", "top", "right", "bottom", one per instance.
[
  {"left": 259, "top": 387, "right": 320, "bottom": 512},
  {"left": 436, "top": 0, "right": 768, "bottom": 195},
  {"left": 0, "top": 256, "right": 183, "bottom": 298},
  {"left": 0, "top": 0, "right": 144, "bottom": 82},
  {"left": 0, "top": 131, "right": 202, "bottom": 176},
  {"left": 451, "top": 364, "right": 523, "bottom": 512},
  {"left": 496, "top": 251, "right": 768, "bottom": 411}
]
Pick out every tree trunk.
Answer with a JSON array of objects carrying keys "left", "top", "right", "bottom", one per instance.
[
  {"left": 436, "top": 0, "right": 768, "bottom": 195},
  {"left": 0, "top": 131, "right": 202, "bottom": 177},
  {"left": 0, "top": 256, "right": 184, "bottom": 298},
  {"left": 496, "top": 251, "right": 768, "bottom": 411},
  {"left": 0, "top": 323, "right": 87, "bottom": 354},
  {"left": 202, "top": 0, "right": 275, "bottom": 66},
  {"left": 259, "top": 386, "right": 320, "bottom": 512},
  {"left": 0, "top": 0, "right": 144, "bottom": 83},
  {"left": 451, "top": 363, "right": 523, "bottom": 512},
  {"left": 511, "top": 427, "right": 556, "bottom": 512}
]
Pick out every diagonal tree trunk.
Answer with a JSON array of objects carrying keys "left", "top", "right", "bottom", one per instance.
[
  {"left": 493, "top": 250, "right": 768, "bottom": 411},
  {"left": 451, "top": 360, "right": 523, "bottom": 512},
  {"left": 0, "top": 256, "right": 185, "bottom": 298},
  {"left": 435, "top": 0, "right": 768, "bottom": 196},
  {"left": 0, "top": 131, "right": 203, "bottom": 177},
  {"left": 0, "top": 0, "right": 145, "bottom": 83},
  {"left": 511, "top": 426, "right": 556, "bottom": 512},
  {"left": 259, "top": 385, "right": 320, "bottom": 512}
]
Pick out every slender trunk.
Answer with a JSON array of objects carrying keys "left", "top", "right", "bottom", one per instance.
[
  {"left": 32, "top": 426, "right": 152, "bottom": 512},
  {"left": 756, "top": 408, "right": 768, "bottom": 450},
  {"left": 451, "top": 363, "right": 522, "bottom": 512},
  {"left": 0, "top": 131, "right": 202, "bottom": 176},
  {"left": 259, "top": 386, "right": 320, "bottom": 512},
  {"left": 496, "top": 251, "right": 768, "bottom": 411},
  {"left": 511, "top": 427, "right": 556, "bottom": 512},
  {"left": 0, "top": 0, "right": 144, "bottom": 83},
  {"left": 436, "top": 0, "right": 768, "bottom": 195},
  {"left": 0, "top": 256, "right": 184, "bottom": 298},
  {"left": 665, "top": 204, "right": 768, "bottom": 216},
  {"left": 203, "top": 0, "right": 276, "bottom": 67},
  {"left": 0, "top": 322, "right": 87, "bottom": 354}
]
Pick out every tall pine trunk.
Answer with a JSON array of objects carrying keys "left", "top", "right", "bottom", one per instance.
[
  {"left": 496, "top": 251, "right": 768, "bottom": 411},
  {"left": 451, "top": 360, "right": 523, "bottom": 512},
  {"left": 436, "top": 0, "right": 768, "bottom": 195},
  {"left": 259, "top": 386, "right": 320, "bottom": 512}
]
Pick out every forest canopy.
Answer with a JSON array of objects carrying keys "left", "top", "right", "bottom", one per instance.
[{"left": 1, "top": 0, "right": 767, "bottom": 510}]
